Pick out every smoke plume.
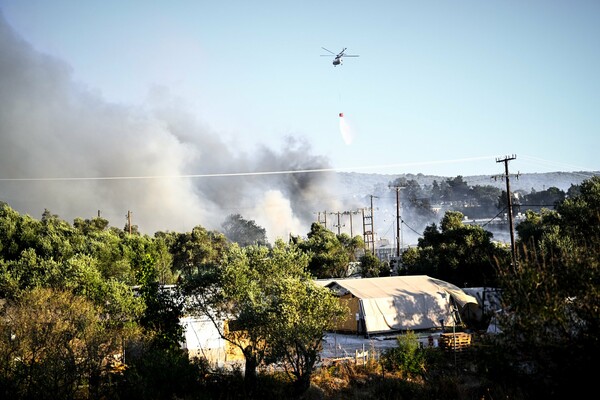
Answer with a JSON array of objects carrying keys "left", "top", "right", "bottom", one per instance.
[{"left": 0, "top": 15, "right": 349, "bottom": 243}]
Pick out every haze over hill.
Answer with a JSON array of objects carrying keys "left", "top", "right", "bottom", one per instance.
[
  {"left": 337, "top": 171, "right": 598, "bottom": 194},
  {"left": 332, "top": 170, "right": 599, "bottom": 246}
]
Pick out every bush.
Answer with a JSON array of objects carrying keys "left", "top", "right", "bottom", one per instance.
[{"left": 380, "top": 331, "right": 427, "bottom": 379}]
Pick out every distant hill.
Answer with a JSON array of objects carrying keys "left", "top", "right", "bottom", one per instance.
[
  {"left": 334, "top": 170, "right": 599, "bottom": 246},
  {"left": 336, "top": 171, "right": 599, "bottom": 194}
]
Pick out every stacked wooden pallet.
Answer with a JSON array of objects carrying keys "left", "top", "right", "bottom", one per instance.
[{"left": 439, "top": 332, "right": 472, "bottom": 352}]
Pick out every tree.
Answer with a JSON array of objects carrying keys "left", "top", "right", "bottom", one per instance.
[
  {"left": 403, "top": 211, "right": 510, "bottom": 287},
  {"left": 267, "top": 278, "right": 346, "bottom": 395},
  {"left": 359, "top": 251, "right": 382, "bottom": 277},
  {"left": 492, "top": 177, "right": 600, "bottom": 398},
  {"left": 182, "top": 243, "right": 275, "bottom": 390},
  {"left": 137, "top": 254, "right": 184, "bottom": 351},
  {"left": 182, "top": 240, "right": 346, "bottom": 395},
  {"left": 221, "top": 213, "right": 268, "bottom": 247},
  {"left": 430, "top": 180, "right": 443, "bottom": 203},
  {"left": 444, "top": 176, "right": 470, "bottom": 202},
  {"left": 296, "top": 223, "right": 359, "bottom": 278},
  {"left": 168, "top": 226, "right": 229, "bottom": 276},
  {"left": 470, "top": 184, "right": 503, "bottom": 216},
  {"left": 0, "top": 288, "right": 118, "bottom": 400},
  {"left": 521, "top": 186, "right": 566, "bottom": 211},
  {"left": 73, "top": 216, "right": 110, "bottom": 234}
]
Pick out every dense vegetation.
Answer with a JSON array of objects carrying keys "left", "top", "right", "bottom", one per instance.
[{"left": 0, "top": 175, "right": 598, "bottom": 399}]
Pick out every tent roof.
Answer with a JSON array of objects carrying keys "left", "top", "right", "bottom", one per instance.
[{"left": 325, "top": 275, "right": 478, "bottom": 307}]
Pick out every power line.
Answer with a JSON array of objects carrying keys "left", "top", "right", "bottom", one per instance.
[
  {"left": 399, "top": 217, "right": 422, "bottom": 237},
  {"left": 2, "top": 154, "right": 596, "bottom": 182},
  {"left": 0, "top": 156, "right": 500, "bottom": 182}
]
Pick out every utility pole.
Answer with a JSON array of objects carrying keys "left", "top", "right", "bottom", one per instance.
[
  {"left": 389, "top": 185, "right": 405, "bottom": 258},
  {"left": 344, "top": 210, "right": 360, "bottom": 237},
  {"left": 126, "top": 210, "right": 132, "bottom": 235},
  {"left": 346, "top": 211, "right": 354, "bottom": 236},
  {"left": 333, "top": 211, "right": 344, "bottom": 235},
  {"left": 315, "top": 211, "right": 327, "bottom": 228},
  {"left": 496, "top": 155, "right": 518, "bottom": 267}
]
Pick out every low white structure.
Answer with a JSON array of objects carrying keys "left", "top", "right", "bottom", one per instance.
[
  {"left": 324, "top": 275, "right": 480, "bottom": 335},
  {"left": 180, "top": 315, "right": 228, "bottom": 367}
]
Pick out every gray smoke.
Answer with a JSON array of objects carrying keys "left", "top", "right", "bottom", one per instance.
[{"left": 0, "top": 14, "right": 348, "bottom": 242}]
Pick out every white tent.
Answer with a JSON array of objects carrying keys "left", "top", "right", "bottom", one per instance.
[
  {"left": 324, "top": 275, "right": 480, "bottom": 335},
  {"left": 180, "top": 315, "right": 227, "bottom": 366}
]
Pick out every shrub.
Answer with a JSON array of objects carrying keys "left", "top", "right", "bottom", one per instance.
[{"left": 380, "top": 331, "right": 427, "bottom": 379}]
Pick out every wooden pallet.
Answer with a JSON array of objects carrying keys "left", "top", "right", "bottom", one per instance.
[{"left": 439, "top": 332, "right": 472, "bottom": 352}]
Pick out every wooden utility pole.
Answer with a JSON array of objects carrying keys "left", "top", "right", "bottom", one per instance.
[
  {"left": 127, "top": 210, "right": 132, "bottom": 235},
  {"left": 344, "top": 210, "right": 360, "bottom": 237},
  {"left": 315, "top": 211, "right": 327, "bottom": 228},
  {"left": 389, "top": 185, "right": 405, "bottom": 258},
  {"left": 347, "top": 211, "right": 354, "bottom": 236},
  {"left": 333, "top": 211, "right": 344, "bottom": 235},
  {"left": 496, "top": 155, "right": 517, "bottom": 267}
]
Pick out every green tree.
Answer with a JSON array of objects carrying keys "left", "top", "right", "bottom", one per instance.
[
  {"left": 390, "top": 178, "right": 436, "bottom": 226},
  {"left": 359, "top": 251, "right": 382, "bottom": 277},
  {"left": 182, "top": 243, "right": 271, "bottom": 390},
  {"left": 443, "top": 176, "right": 470, "bottom": 202},
  {"left": 522, "top": 186, "right": 566, "bottom": 211},
  {"left": 168, "top": 226, "right": 229, "bottom": 276},
  {"left": 84, "top": 229, "right": 133, "bottom": 282},
  {"left": 494, "top": 176, "right": 600, "bottom": 398},
  {"left": 296, "top": 223, "right": 358, "bottom": 278},
  {"left": 183, "top": 240, "right": 345, "bottom": 395},
  {"left": 73, "top": 215, "right": 110, "bottom": 234},
  {"left": 381, "top": 331, "right": 427, "bottom": 379},
  {"left": 267, "top": 277, "right": 346, "bottom": 395},
  {"left": 0, "top": 288, "right": 118, "bottom": 400},
  {"left": 336, "top": 232, "right": 364, "bottom": 263},
  {"left": 137, "top": 254, "right": 184, "bottom": 351},
  {"left": 403, "top": 211, "right": 509, "bottom": 287}
]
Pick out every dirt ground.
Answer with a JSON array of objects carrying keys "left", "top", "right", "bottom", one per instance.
[{"left": 320, "top": 331, "right": 441, "bottom": 361}]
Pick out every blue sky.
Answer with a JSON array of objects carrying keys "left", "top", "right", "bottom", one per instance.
[
  {"left": 0, "top": 1, "right": 599, "bottom": 241},
  {"left": 2, "top": 0, "right": 598, "bottom": 176}
]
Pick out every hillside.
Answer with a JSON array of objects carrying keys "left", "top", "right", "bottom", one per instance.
[
  {"left": 335, "top": 171, "right": 599, "bottom": 194},
  {"left": 334, "top": 171, "right": 599, "bottom": 246}
]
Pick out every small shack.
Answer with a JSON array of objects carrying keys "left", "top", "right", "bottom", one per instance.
[{"left": 323, "top": 275, "right": 479, "bottom": 335}]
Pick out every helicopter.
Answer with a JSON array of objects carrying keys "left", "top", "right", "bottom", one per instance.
[{"left": 321, "top": 47, "right": 359, "bottom": 67}]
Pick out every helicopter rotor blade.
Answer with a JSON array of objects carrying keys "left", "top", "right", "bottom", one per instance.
[{"left": 321, "top": 47, "right": 336, "bottom": 55}]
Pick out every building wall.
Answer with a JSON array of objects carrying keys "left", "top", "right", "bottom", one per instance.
[{"left": 332, "top": 295, "right": 361, "bottom": 333}]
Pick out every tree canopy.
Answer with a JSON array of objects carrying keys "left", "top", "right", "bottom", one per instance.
[
  {"left": 181, "top": 239, "right": 346, "bottom": 392},
  {"left": 401, "top": 210, "right": 510, "bottom": 287},
  {"left": 494, "top": 176, "right": 600, "bottom": 397}
]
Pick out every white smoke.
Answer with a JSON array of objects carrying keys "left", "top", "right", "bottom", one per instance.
[{"left": 246, "top": 189, "right": 304, "bottom": 243}]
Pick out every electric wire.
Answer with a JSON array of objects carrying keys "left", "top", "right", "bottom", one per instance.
[
  {"left": 0, "top": 156, "right": 505, "bottom": 182},
  {"left": 1, "top": 155, "right": 597, "bottom": 182}
]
